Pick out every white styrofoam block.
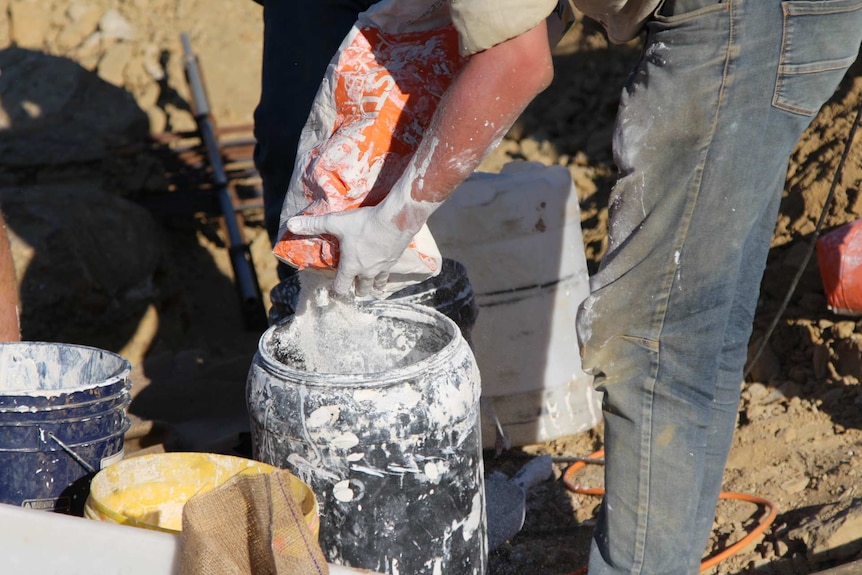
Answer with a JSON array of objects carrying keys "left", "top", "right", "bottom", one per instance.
[{"left": 0, "top": 503, "right": 382, "bottom": 575}]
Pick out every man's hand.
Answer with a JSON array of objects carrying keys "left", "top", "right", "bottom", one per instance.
[
  {"left": 289, "top": 170, "right": 443, "bottom": 297},
  {"left": 288, "top": 206, "right": 414, "bottom": 298}
]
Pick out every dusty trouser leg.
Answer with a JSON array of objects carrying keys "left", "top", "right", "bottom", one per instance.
[
  {"left": 682, "top": 180, "right": 782, "bottom": 573},
  {"left": 253, "top": 0, "right": 377, "bottom": 319},
  {"left": 577, "top": 0, "right": 862, "bottom": 573}
]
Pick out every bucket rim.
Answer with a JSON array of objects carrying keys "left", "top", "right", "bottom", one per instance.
[
  {"left": 85, "top": 452, "right": 308, "bottom": 534},
  {"left": 0, "top": 341, "right": 131, "bottom": 397},
  {"left": 256, "top": 301, "right": 467, "bottom": 387}
]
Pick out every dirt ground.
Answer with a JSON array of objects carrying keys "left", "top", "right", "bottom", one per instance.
[{"left": 1, "top": 1, "right": 861, "bottom": 574}]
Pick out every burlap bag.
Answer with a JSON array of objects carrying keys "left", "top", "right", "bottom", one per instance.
[{"left": 180, "top": 469, "right": 328, "bottom": 575}]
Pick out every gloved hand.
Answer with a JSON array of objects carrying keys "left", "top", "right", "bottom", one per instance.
[{"left": 287, "top": 183, "right": 442, "bottom": 297}]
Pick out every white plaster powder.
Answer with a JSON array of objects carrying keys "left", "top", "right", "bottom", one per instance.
[{"left": 272, "top": 272, "right": 435, "bottom": 375}]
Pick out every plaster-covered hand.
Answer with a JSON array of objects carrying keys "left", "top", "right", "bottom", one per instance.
[{"left": 287, "top": 182, "right": 441, "bottom": 297}]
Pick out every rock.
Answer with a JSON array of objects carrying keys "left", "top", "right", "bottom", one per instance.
[
  {"left": 795, "top": 498, "right": 862, "bottom": 566},
  {"left": 781, "top": 476, "right": 809, "bottom": 494},
  {"left": 0, "top": 184, "right": 164, "bottom": 350},
  {"left": 0, "top": 48, "right": 148, "bottom": 166},
  {"left": 833, "top": 321, "right": 857, "bottom": 339},
  {"left": 98, "top": 8, "right": 135, "bottom": 41},
  {"left": 761, "top": 382, "right": 795, "bottom": 405},
  {"left": 97, "top": 41, "right": 133, "bottom": 86},
  {"left": 9, "top": 0, "right": 52, "bottom": 49},
  {"left": 747, "top": 382, "right": 770, "bottom": 400},
  {"left": 67, "top": 0, "right": 94, "bottom": 22},
  {"left": 74, "top": 30, "right": 102, "bottom": 69},
  {"left": 56, "top": 2, "right": 101, "bottom": 51}
]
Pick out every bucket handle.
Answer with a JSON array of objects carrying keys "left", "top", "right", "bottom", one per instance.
[{"left": 43, "top": 430, "right": 96, "bottom": 473}]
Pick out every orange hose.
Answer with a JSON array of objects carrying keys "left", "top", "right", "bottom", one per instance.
[{"left": 561, "top": 450, "right": 778, "bottom": 574}]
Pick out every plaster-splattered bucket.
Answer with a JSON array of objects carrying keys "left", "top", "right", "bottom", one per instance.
[
  {"left": 247, "top": 301, "right": 487, "bottom": 574},
  {"left": 0, "top": 342, "right": 131, "bottom": 515},
  {"left": 84, "top": 452, "right": 319, "bottom": 536}
]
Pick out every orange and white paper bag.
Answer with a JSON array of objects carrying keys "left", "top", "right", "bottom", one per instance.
[{"left": 274, "top": 0, "right": 468, "bottom": 292}]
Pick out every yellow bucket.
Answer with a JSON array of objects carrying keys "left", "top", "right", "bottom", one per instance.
[{"left": 84, "top": 452, "right": 318, "bottom": 537}]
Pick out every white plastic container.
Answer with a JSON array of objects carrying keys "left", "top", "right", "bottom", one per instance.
[{"left": 428, "top": 162, "right": 602, "bottom": 447}]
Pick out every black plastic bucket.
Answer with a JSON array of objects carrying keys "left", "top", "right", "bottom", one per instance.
[
  {"left": 247, "top": 301, "right": 487, "bottom": 574},
  {"left": 0, "top": 342, "right": 131, "bottom": 515},
  {"left": 388, "top": 258, "right": 479, "bottom": 344}
]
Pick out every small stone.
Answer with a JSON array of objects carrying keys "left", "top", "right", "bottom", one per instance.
[
  {"left": 9, "top": 0, "right": 52, "bottom": 49},
  {"left": 747, "top": 382, "right": 769, "bottom": 399},
  {"left": 99, "top": 9, "right": 135, "bottom": 41},
  {"left": 75, "top": 30, "right": 102, "bottom": 60},
  {"left": 781, "top": 476, "right": 809, "bottom": 494},
  {"left": 56, "top": 4, "right": 101, "bottom": 51},
  {"left": 747, "top": 404, "right": 767, "bottom": 420},
  {"left": 98, "top": 41, "right": 133, "bottom": 86},
  {"left": 833, "top": 321, "right": 856, "bottom": 339},
  {"left": 67, "top": 1, "right": 94, "bottom": 22}
]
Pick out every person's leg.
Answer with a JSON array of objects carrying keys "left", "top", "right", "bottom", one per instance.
[
  {"left": 578, "top": 1, "right": 862, "bottom": 573},
  {"left": 253, "top": 0, "right": 378, "bottom": 318},
  {"left": 682, "top": 182, "right": 783, "bottom": 572}
]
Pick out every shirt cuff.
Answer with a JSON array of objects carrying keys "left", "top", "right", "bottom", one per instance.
[{"left": 450, "top": 0, "right": 558, "bottom": 55}]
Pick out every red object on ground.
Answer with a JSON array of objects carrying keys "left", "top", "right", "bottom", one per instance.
[{"left": 816, "top": 219, "right": 862, "bottom": 316}]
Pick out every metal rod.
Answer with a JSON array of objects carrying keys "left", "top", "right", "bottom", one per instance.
[{"left": 181, "top": 32, "right": 266, "bottom": 329}]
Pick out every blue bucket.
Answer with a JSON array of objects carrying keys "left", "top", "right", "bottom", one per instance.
[{"left": 0, "top": 342, "right": 131, "bottom": 515}]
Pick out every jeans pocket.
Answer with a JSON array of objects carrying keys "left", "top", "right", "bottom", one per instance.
[
  {"left": 773, "top": 0, "right": 862, "bottom": 116},
  {"left": 656, "top": 0, "right": 727, "bottom": 19}
]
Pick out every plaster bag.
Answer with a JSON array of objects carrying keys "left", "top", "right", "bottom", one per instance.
[
  {"left": 273, "top": 0, "right": 468, "bottom": 293},
  {"left": 817, "top": 218, "right": 862, "bottom": 316}
]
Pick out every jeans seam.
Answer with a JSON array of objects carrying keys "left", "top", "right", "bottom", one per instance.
[{"left": 630, "top": 2, "right": 736, "bottom": 573}]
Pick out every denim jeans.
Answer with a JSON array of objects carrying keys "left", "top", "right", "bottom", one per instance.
[{"left": 576, "top": 1, "right": 862, "bottom": 573}]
